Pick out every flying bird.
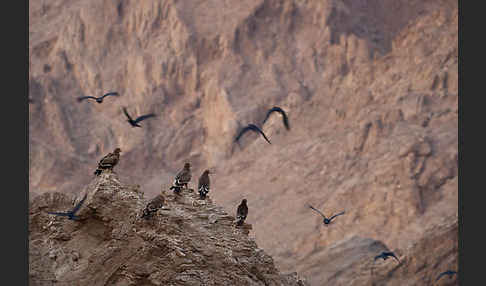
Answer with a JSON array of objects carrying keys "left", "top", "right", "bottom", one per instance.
[
  {"left": 170, "top": 162, "right": 192, "bottom": 194},
  {"left": 262, "top": 106, "right": 290, "bottom": 130},
  {"left": 308, "top": 204, "right": 345, "bottom": 225},
  {"left": 435, "top": 270, "right": 457, "bottom": 282},
  {"left": 234, "top": 124, "right": 271, "bottom": 145},
  {"left": 198, "top": 170, "right": 211, "bottom": 200},
  {"left": 236, "top": 199, "right": 248, "bottom": 226},
  {"left": 141, "top": 194, "right": 165, "bottom": 219},
  {"left": 48, "top": 193, "right": 88, "bottom": 220},
  {"left": 77, "top": 92, "right": 120, "bottom": 103},
  {"left": 122, "top": 107, "right": 156, "bottom": 127},
  {"left": 94, "top": 148, "right": 121, "bottom": 176},
  {"left": 374, "top": 251, "right": 400, "bottom": 263}
]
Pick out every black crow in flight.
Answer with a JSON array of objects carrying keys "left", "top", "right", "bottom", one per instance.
[
  {"left": 374, "top": 251, "right": 400, "bottom": 263},
  {"left": 308, "top": 204, "right": 345, "bottom": 225},
  {"left": 234, "top": 124, "right": 271, "bottom": 144},
  {"left": 122, "top": 107, "right": 156, "bottom": 127},
  {"left": 47, "top": 193, "right": 88, "bottom": 221},
  {"left": 435, "top": 270, "right": 457, "bottom": 282},
  {"left": 77, "top": 92, "right": 120, "bottom": 103}
]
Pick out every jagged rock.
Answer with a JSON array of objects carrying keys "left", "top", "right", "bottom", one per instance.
[{"left": 29, "top": 173, "right": 308, "bottom": 286}]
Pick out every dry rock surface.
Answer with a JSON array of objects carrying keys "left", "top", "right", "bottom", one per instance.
[
  {"left": 30, "top": 0, "right": 458, "bottom": 285},
  {"left": 29, "top": 173, "right": 309, "bottom": 286}
]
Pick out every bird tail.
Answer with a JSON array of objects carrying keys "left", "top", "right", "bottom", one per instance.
[
  {"left": 198, "top": 187, "right": 209, "bottom": 199},
  {"left": 236, "top": 215, "right": 246, "bottom": 226}
]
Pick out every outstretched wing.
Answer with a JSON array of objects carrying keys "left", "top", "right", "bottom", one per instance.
[
  {"left": 122, "top": 107, "right": 134, "bottom": 122},
  {"left": 48, "top": 211, "right": 71, "bottom": 217},
  {"left": 329, "top": 211, "right": 345, "bottom": 221},
  {"left": 71, "top": 193, "right": 88, "bottom": 214},
  {"left": 307, "top": 204, "right": 326, "bottom": 219},
  {"left": 77, "top": 96, "right": 97, "bottom": 102},
  {"left": 435, "top": 271, "right": 449, "bottom": 282},
  {"left": 235, "top": 124, "right": 271, "bottom": 144},
  {"left": 234, "top": 126, "right": 251, "bottom": 143},
  {"left": 101, "top": 92, "right": 120, "bottom": 99},
  {"left": 385, "top": 252, "right": 400, "bottom": 262},
  {"left": 263, "top": 107, "right": 290, "bottom": 130},
  {"left": 134, "top": 113, "right": 156, "bottom": 124}
]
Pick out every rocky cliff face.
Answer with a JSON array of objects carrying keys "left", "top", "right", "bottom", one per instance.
[
  {"left": 29, "top": 172, "right": 309, "bottom": 286},
  {"left": 30, "top": 0, "right": 458, "bottom": 285}
]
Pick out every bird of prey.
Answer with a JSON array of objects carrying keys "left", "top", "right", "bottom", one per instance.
[
  {"left": 198, "top": 170, "right": 211, "bottom": 200},
  {"left": 94, "top": 148, "right": 121, "bottom": 176},
  {"left": 435, "top": 270, "right": 457, "bottom": 282},
  {"left": 170, "top": 162, "right": 192, "bottom": 194},
  {"left": 262, "top": 106, "right": 290, "bottom": 130},
  {"left": 141, "top": 194, "right": 165, "bottom": 219},
  {"left": 236, "top": 199, "right": 248, "bottom": 226},
  {"left": 47, "top": 193, "right": 88, "bottom": 220},
  {"left": 307, "top": 204, "right": 345, "bottom": 225},
  {"left": 374, "top": 251, "right": 400, "bottom": 263},
  {"left": 234, "top": 124, "right": 271, "bottom": 145},
  {"left": 122, "top": 107, "right": 156, "bottom": 127},
  {"left": 77, "top": 92, "right": 120, "bottom": 103}
]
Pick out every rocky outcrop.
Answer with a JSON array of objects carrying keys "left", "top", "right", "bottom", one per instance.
[{"left": 29, "top": 173, "right": 308, "bottom": 286}]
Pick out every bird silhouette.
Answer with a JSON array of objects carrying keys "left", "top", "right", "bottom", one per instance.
[
  {"left": 236, "top": 199, "right": 248, "bottom": 226},
  {"left": 262, "top": 106, "right": 290, "bottom": 130},
  {"left": 234, "top": 124, "right": 271, "bottom": 144},
  {"left": 307, "top": 204, "right": 345, "bottom": 225},
  {"left": 77, "top": 92, "right": 120, "bottom": 103},
  {"left": 122, "top": 107, "right": 156, "bottom": 127},
  {"left": 198, "top": 170, "right": 211, "bottom": 200},
  {"left": 47, "top": 193, "right": 88, "bottom": 220},
  {"left": 170, "top": 162, "right": 192, "bottom": 194},
  {"left": 374, "top": 251, "right": 400, "bottom": 263},
  {"left": 435, "top": 270, "right": 457, "bottom": 282}
]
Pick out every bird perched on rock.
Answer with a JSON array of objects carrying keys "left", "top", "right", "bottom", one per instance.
[
  {"left": 77, "top": 92, "right": 120, "bottom": 103},
  {"left": 198, "top": 170, "right": 211, "bottom": 200},
  {"left": 141, "top": 194, "right": 165, "bottom": 219},
  {"left": 262, "top": 106, "right": 290, "bottom": 130},
  {"left": 48, "top": 193, "right": 87, "bottom": 221},
  {"left": 307, "top": 204, "right": 345, "bottom": 225},
  {"left": 170, "top": 163, "right": 192, "bottom": 194},
  {"left": 94, "top": 148, "right": 121, "bottom": 176},
  {"left": 122, "top": 107, "right": 156, "bottom": 128},
  {"left": 374, "top": 251, "right": 400, "bottom": 263},
  {"left": 435, "top": 270, "right": 457, "bottom": 282},
  {"left": 236, "top": 199, "right": 248, "bottom": 226},
  {"left": 234, "top": 124, "right": 271, "bottom": 145}
]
